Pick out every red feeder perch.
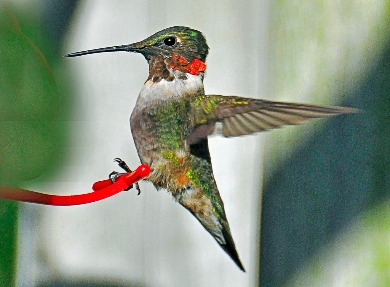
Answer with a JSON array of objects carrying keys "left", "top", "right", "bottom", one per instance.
[{"left": 0, "top": 164, "right": 151, "bottom": 206}]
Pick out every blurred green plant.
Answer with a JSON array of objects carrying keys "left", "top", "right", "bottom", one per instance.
[
  {"left": 0, "top": 4, "right": 71, "bottom": 285},
  {"left": 260, "top": 1, "right": 390, "bottom": 286},
  {"left": 0, "top": 5, "right": 61, "bottom": 184},
  {"left": 0, "top": 201, "right": 17, "bottom": 286},
  {"left": 286, "top": 201, "right": 390, "bottom": 287},
  {"left": 265, "top": 0, "right": 390, "bottom": 173}
]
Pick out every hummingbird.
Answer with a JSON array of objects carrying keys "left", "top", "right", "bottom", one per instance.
[{"left": 66, "top": 26, "right": 357, "bottom": 271}]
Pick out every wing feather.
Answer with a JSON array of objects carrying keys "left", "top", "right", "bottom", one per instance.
[{"left": 189, "top": 95, "right": 358, "bottom": 141}]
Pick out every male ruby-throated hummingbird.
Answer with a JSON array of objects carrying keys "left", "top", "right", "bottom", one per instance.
[{"left": 66, "top": 26, "right": 357, "bottom": 271}]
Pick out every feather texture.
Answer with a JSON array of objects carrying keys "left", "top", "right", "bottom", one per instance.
[{"left": 189, "top": 95, "right": 358, "bottom": 140}]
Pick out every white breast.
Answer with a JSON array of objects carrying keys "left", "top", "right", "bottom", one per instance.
[{"left": 135, "top": 69, "right": 204, "bottom": 107}]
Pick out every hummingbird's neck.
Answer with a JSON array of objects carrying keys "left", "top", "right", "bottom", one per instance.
[
  {"left": 146, "top": 54, "right": 206, "bottom": 83},
  {"left": 166, "top": 53, "right": 207, "bottom": 76},
  {"left": 135, "top": 54, "right": 205, "bottom": 107}
]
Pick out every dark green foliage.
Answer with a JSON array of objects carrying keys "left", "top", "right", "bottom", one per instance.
[
  {"left": 0, "top": 6, "right": 65, "bottom": 185},
  {"left": 0, "top": 201, "right": 18, "bottom": 286},
  {"left": 0, "top": 4, "right": 73, "bottom": 285}
]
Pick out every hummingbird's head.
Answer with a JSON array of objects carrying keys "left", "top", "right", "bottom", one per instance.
[
  {"left": 66, "top": 26, "right": 209, "bottom": 75},
  {"left": 137, "top": 26, "right": 209, "bottom": 62}
]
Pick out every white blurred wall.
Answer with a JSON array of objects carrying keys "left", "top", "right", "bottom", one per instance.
[{"left": 18, "top": 1, "right": 269, "bottom": 286}]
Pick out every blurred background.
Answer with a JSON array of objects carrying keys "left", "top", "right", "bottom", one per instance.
[{"left": 0, "top": 0, "right": 389, "bottom": 286}]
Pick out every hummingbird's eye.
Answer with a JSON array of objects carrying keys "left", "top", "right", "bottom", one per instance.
[{"left": 164, "top": 36, "right": 177, "bottom": 47}]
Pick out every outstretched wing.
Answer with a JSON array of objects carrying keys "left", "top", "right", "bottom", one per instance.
[{"left": 187, "top": 95, "right": 357, "bottom": 143}]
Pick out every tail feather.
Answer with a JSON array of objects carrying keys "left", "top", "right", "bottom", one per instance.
[
  {"left": 178, "top": 186, "right": 245, "bottom": 271},
  {"left": 220, "top": 222, "right": 245, "bottom": 271},
  {"left": 178, "top": 138, "right": 245, "bottom": 270}
]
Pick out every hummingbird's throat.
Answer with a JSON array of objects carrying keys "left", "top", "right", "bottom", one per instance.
[{"left": 167, "top": 53, "right": 207, "bottom": 75}]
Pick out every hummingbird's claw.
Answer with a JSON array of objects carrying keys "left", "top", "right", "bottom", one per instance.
[
  {"left": 109, "top": 171, "right": 123, "bottom": 183},
  {"left": 109, "top": 170, "right": 133, "bottom": 191},
  {"left": 114, "top": 158, "right": 131, "bottom": 172},
  {"left": 135, "top": 183, "right": 141, "bottom": 195},
  {"left": 112, "top": 158, "right": 142, "bottom": 194}
]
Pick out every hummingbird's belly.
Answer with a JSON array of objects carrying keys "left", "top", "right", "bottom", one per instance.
[
  {"left": 130, "top": 107, "right": 191, "bottom": 191},
  {"left": 149, "top": 152, "right": 194, "bottom": 192}
]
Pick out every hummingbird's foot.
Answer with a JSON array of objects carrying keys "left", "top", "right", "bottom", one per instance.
[
  {"left": 109, "top": 171, "right": 125, "bottom": 183},
  {"left": 109, "top": 170, "right": 133, "bottom": 191},
  {"left": 113, "top": 158, "right": 142, "bottom": 195},
  {"left": 135, "top": 183, "right": 141, "bottom": 195},
  {"left": 114, "top": 158, "right": 131, "bottom": 172}
]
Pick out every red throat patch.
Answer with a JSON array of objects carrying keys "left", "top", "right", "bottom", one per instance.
[{"left": 168, "top": 53, "right": 207, "bottom": 75}]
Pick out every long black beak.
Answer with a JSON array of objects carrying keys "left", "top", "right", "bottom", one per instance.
[{"left": 65, "top": 43, "right": 144, "bottom": 57}]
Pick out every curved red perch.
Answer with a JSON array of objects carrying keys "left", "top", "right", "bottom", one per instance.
[{"left": 0, "top": 164, "right": 151, "bottom": 206}]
